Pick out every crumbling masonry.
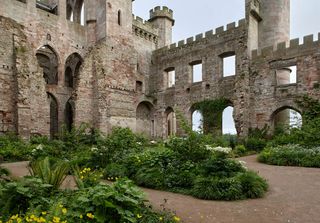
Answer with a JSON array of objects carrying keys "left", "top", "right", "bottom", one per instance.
[{"left": 0, "top": 0, "right": 319, "bottom": 139}]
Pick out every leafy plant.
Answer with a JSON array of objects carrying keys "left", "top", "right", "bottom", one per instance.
[{"left": 29, "top": 157, "right": 69, "bottom": 190}]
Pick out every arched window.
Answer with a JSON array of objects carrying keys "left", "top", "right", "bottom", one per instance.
[
  {"left": 118, "top": 10, "right": 122, "bottom": 26},
  {"left": 36, "top": 45, "right": 59, "bottom": 85},
  {"left": 48, "top": 93, "right": 59, "bottom": 139},
  {"left": 272, "top": 107, "right": 302, "bottom": 132},
  {"left": 165, "top": 107, "right": 176, "bottom": 137},
  {"left": 65, "top": 67, "right": 73, "bottom": 87},
  {"left": 65, "top": 100, "right": 74, "bottom": 132},
  {"left": 64, "top": 53, "right": 83, "bottom": 89},
  {"left": 192, "top": 110, "right": 203, "bottom": 133},
  {"left": 136, "top": 101, "right": 154, "bottom": 137},
  {"left": 222, "top": 106, "right": 237, "bottom": 135}
]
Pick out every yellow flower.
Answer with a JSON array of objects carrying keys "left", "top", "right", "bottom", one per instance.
[
  {"left": 159, "top": 216, "right": 163, "bottom": 221},
  {"left": 173, "top": 216, "right": 181, "bottom": 222},
  {"left": 137, "top": 214, "right": 142, "bottom": 219},
  {"left": 53, "top": 216, "right": 60, "bottom": 223},
  {"left": 62, "top": 208, "right": 67, "bottom": 214},
  {"left": 79, "top": 215, "right": 83, "bottom": 219},
  {"left": 58, "top": 204, "right": 63, "bottom": 208},
  {"left": 86, "top": 213, "right": 94, "bottom": 219},
  {"left": 42, "top": 212, "right": 47, "bottom": 215}
]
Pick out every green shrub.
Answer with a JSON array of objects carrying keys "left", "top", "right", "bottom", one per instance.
[
  {"left": 104, "top": 163, "right": 128, "bottom": 179},
  {"left": 245, "top": 137, "right": 267, "bottom": 151},
  {"left": 192, "top": 171, "right": 268, "bottom": 200},
  {"left": 199, "top": 156, "right": 245, "bottom": 178},
  {"left": 236, "top": 171, "right": 268, "bottom": 198},
  {"left": 0, "top": 177, "right": 53, "bottom": 218},
  {"left": 191, "top": 176, "right": 244, "bottom": 200},
  {"left": 258, "top": 145, "right": 320, "bottom": 167},
  {"left": 233, "top": 145, "right": 247, "bottom": 156},
  {"left": 165, "top": 134, "right": 210, "bottom": 162},
  {"left": 0, "top": 134, "right": 32, "bottom": 161}
]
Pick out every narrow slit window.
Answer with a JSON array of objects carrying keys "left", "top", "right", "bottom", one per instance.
[
  {"left": 118, "top": 10, "right": 122, "bottom": 26},
  {"left": 167, "top": 69, "right": 175, "bottom": 88}
]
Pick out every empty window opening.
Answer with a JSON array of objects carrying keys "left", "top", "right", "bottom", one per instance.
[
  {"left": 192, "top": 63, "right": 202, "bottom": 83},
  {"left": 166, "top": 108, "right": 176, "bottom": 137},
  {"left": 223, "top": 55, "right": 236, "bottom": 77},
  {"left": 80, "top": 2, "right": 85, "bottom": 26},
  {"left": 136, "top": 81, "right": 143, "bottom": 92},
  {"left": 276, "top": 66, "right": 297, "bottom": 85},
  {"left": 65, "top": 100, "right": 74, "bottom": 132},
  {"left": 65, "top": 53, "right": 83, "bottom": 89},
  {"left": 36, "top": 45, "right": 59, "bottom": 85},
  {"left": 118, "top": 10, "right": 122, "bottom": 26},
  {"left": 222, "top": 106, "right": 237, "bottom": 135},
  {"left": 165, "top": 68, "right": 175, "bottom": 88},
  {"left": 273, "top": 108, "right": 302, "bottom": 131},
  {"left": 48, "top": 93, "right": 59, "bottom": 139},
  {"left": 65, "top": 67, "right": 73, "bottom": 87},
  {"left": 192, "top": 110, "right": 203, "bottom": 133}
]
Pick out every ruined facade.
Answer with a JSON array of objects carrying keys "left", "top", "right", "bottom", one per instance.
[{"left": 0, "top": 0, "right": 319, "bottom": 139}]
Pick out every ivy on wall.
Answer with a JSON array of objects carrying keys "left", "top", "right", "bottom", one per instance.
[{"left": 192, "top": 98, "right": 230, "bottom": 135}]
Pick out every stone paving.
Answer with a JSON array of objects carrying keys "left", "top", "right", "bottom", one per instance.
[{"left": 2, "top": 155, "right": 320, "bottom": 223}]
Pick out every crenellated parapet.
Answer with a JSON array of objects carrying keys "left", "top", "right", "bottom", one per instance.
[
  {"left": 132, "top": 15, "right": 158, "bottom": 44},
  {"left": 149, "top": 6, "right": 174, "bottom": 25},
  {"left": 252, "top": 33, "right": 320, "bottom": 59},
  {"left": 153, "top": 19, "right": 246, "bottom": 55}
]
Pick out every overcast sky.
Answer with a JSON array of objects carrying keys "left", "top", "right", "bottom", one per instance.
[
  {"left": 133, "top": 0, "right": 320, "bottom": 43},
  {"left": 133, "top": 0, "right": 320, "bottom": 134}
]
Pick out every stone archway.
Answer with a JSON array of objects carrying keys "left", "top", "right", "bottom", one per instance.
[
  {"left": 65, "top": 99, "right": 75, "bottom": 132},
  {"left": 271, "top": 106, "right": 302, "bottom": 132},
  {"left": 136, "top": 101, "right": 155, "bottom": 137},
  {"left": 165, "top": 107, "right": 176, "bottom": 137},
  {"left": 64, "top": 53, "right": 83, "bottom": 88}
]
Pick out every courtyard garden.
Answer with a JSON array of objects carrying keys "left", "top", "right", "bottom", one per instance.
[{"left": 1, "top": 96, "right": 320, "bottom": 222}]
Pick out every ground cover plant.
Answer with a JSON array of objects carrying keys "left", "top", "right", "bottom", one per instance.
[
  {"left": 258, "top": 145, "right": 320, "bottom": 168},
  {"left": 0, "top": 108, "right": 269, "bottom": 203},
  {"left": 0, "top": 158, "right": 181, "bottom": 223}
]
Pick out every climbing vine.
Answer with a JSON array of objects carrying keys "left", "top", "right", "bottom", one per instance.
[{"left": 192, "top": 98, "right": 230, "bottom": 135}]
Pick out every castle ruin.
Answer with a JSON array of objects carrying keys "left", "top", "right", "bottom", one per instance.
[{"left": 0, "top": 0, "right": 319, "bottom": 139}]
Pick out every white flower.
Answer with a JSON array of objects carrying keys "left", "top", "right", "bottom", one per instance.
[
  {"left": 137, "top": 142, "right": 142, "bottom": 145},
  {"left": 91, "top": 147, "right": 98, "bottom": 152},
  {"left": 150, "top": 140, "right": 156, "bottom": 144},
  {"left": 36, "top": 144, "right": 43, "bottom": 150},
  {"left": 238, "top": 160, "right": 247, "bottom": 169},
  {"left": 205, "top": 145, "right": 232, "bottom": 154}
]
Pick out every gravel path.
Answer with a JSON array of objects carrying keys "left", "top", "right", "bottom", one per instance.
[{"left": 2, "top": 155, "right": 320, "bottom": 223}]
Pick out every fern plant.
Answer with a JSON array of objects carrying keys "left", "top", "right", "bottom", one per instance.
[{"left": 28, "top": 157, "right": 69, "bottom": 190}]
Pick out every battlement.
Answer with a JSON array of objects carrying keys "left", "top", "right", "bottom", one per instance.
[
  {"left": 154, "top": 18, "right": 246, "bottom": 54},
  {"left": 132, "top": 15, "right": 158, "bottom": 43},
  {"left": 149, "top": 6, "right": 174, "bottom": 25},
  {"left": 252, "top": 33, "right": 320, "bottom": 59}
]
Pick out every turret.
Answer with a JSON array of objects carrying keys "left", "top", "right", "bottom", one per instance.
[
  {"left": 258, "top": 0, "right": 290, "bottom": 49},
  {"left": 148, "top": 6, "right": 174, "bottom": 48}
]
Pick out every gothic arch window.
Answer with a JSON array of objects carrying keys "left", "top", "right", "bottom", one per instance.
[
  {"left": 47, "top": 93, "right": 59, "bottom": 139},
  {"left": 65, "top": 100, "right": 74, "bottom": 132},
  {"left": 64, "top": 53, "right": 83, "bottom": 89},
  {"left": 36, "top": 45, "right": 59, "bottom": 85}
]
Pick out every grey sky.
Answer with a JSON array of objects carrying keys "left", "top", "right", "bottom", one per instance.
[{"left": 133, "top": 0, "right": 320, "bottom": 43}]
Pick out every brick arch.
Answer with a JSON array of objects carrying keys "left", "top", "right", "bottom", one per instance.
[
  {"left": 64, "top": 53, "right": 83, "bottom": 88},
  {"left": 36, "top": 45, "right": 59, "bottom": 85}
]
